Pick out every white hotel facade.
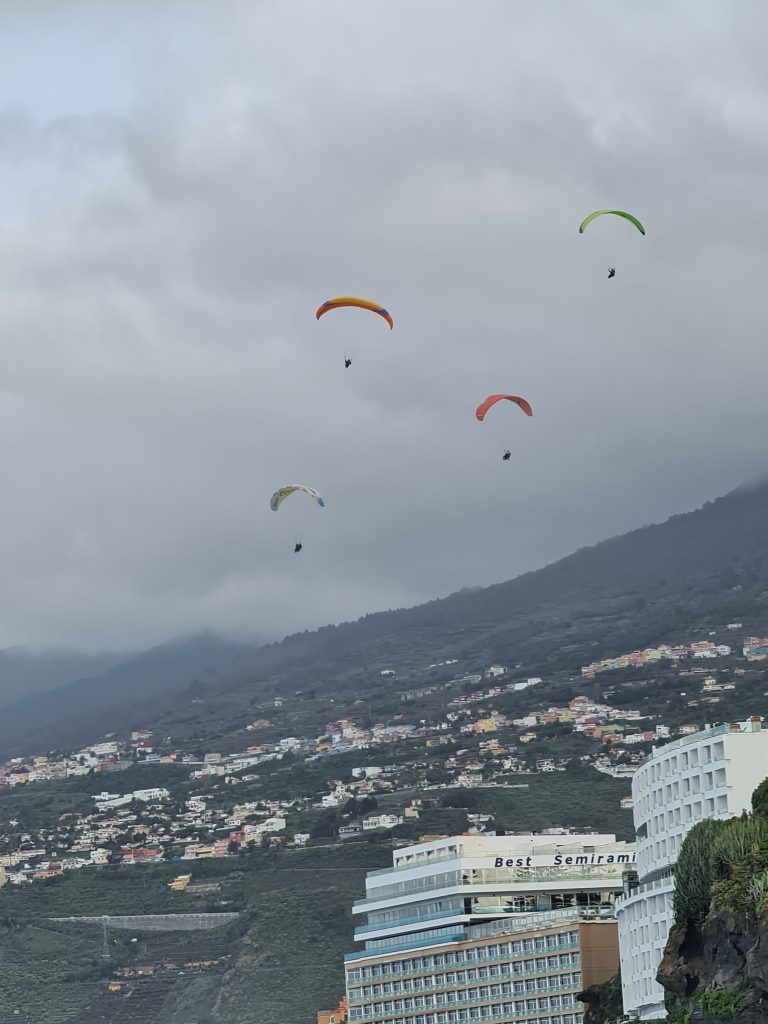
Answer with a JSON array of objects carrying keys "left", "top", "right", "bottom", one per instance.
[
  {"left": 344, "top": 832, "right": 634, "bottom": 1024},
  {"left": 616, "top": 718, "right": 768, "bottom": 1020}
]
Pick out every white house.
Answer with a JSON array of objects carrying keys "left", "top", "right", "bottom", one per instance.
[{"left": 362, "top": 814, "right": 403, "bottom": 831}]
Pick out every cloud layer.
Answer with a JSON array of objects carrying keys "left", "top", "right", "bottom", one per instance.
[{"left": 0, "top": 1, "right": 767, "bottom": 649}]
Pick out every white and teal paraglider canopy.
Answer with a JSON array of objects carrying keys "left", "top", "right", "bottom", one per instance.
[{"left": 269, "top": 484, "right": 326, "bottom": 512}]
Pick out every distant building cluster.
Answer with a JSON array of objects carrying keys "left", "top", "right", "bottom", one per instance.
[
  {"left": 581, "top": 640, "right": 732, "bottom": 678},
  {"left": 743, "top": 636, "right": 768, "bottom": 660}
]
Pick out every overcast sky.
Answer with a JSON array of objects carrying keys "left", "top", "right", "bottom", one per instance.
[{"left": 0, "top": 1, "right": 767, "bottom": 651}]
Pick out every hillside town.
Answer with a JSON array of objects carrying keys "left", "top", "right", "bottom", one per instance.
[{"left": 1, "top": 621, "right": 764, "bottom": 889}]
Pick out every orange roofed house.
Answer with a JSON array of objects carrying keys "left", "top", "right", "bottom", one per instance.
[{"left": 317, "top": 996, "right": 347, "bottom": 1024}]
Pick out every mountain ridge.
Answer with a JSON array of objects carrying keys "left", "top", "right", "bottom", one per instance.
[
  {"left": 4, "top": 476, "right": 768, "bottom": 758},
  {"left": 0, "top": 633, "right": 259, "bottom": 757}
]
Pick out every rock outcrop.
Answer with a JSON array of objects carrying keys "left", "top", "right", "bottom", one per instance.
[
  {"left": 578, "top": 972, "right": 623, "bottom": 1024},
  {"left": 657, "top": 908, "right": 768, "bottom": 1023}
]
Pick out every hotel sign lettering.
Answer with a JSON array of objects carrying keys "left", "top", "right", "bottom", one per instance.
[{"left": 492, "top": 852, "right": 636, "bottom": 868}]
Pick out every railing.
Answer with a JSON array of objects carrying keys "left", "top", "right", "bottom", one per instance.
[
  {"left": 615, "top": 875, "right": 673, "bottom": 909},
  {"left": 358, "top": 865, "right": 628, "bottom": 908},
  {"left": 347, "top": 907, "right": 608, "bottom": 966},
  {"left": 350, "top": 977, "right": 579, "bottom": 1005},
  {"left": 355, "top": 872, "right": 462, "bottom": 907},
  {"left": 347, "top": 990, "right": 582, "bottom": 1023},
  {"left": 347, "top": 944, "right": 580, "bottom": 993},
  {"left": 637, "top": 723, "right": 732, "bottom": 767},
  {"left": 356, "top": 904, "right": 612, "bottom": 940},
  {"left": 356, "top": 907, "right": 464, "bottom": 936},
  {"left": 365, "top": 851, "right": 460, "bottom": 878},
  {"left": 345, "top": 929, "right": 466, "bottom": 962},
  {"left": 468, "top": 906, "right": 612, "bottom": 939}
]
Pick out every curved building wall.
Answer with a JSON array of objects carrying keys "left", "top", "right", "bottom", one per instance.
[{"left": 617, "top": 723, "right": 768, "bottom": 1020}]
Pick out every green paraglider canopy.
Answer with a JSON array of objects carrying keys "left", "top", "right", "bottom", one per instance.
[{"left": 579, "top": 210, "right": 646, "bottom": 235}]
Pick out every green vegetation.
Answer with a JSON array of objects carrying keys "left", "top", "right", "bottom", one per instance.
[
  {"left": 440, "top": 762, "right": 633, "bottom": 840},
  {"left": 673, "top": 818, "right": 729, "bottom": 927},
  {"left": 0, "top": 921, "right": 105, "bottom": 1023},
  {"left": 673, "top": 812, "right": 768, "bottom": 926},
  {"left": 700, "top": 989, "right": 746, "bottom": 1019},
  {"left": 666, "top": 988, "right": 746, "bottom": 1024},
  {"left": 0, "top": 845, "right": 390, "bottom": 1024},
  {"left": 665, "top": 782, "right": 768, "bottom": 1024},
  {"left": 577, "top": 969, "right": 623, "bottom": 1023},
  {"left": 751, "top": 776, "right": 768, "bottom": 818}
]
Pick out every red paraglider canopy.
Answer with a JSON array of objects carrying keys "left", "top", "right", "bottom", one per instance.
[{"left": 475, "top": 394, "right": 533, "bottom": 421}]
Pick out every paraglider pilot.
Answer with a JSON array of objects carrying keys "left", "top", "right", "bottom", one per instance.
[
  {"left": 502, "top": 450, "right": 511, "bottom": 461},
  {"left": 294, "top": 542, "right": 303, "bottom": 554},
  {"left": 344, "top": 357, "right": 352, "bottom": 368},
  {"left": 608, "top": 267, "right": 616, "bottom": 279}
]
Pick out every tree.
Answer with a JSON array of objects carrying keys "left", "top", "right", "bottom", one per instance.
[
  {"left": 752, "top": 777, "right": 768, "bottom": 818},
  {"left": 357, "top": 795, "right": 378, "bottom": 816},
  {"left": 310, "top": 810, "right": 339, "bottom": 842}
]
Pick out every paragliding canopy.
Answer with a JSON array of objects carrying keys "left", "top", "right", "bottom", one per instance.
[
  {"left": 316, "top": 296, "right": 394, "bottom": 329},
  {"left": 270, "top": 485, "right": 326, "bottom": 512},
  {"left": 475, "top": 394, "right": 533, "bottom": 421},
  {"left": 578, "top": 210, "right": 645, "bottom": 235}
]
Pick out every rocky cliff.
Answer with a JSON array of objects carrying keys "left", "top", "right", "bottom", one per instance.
[
  {"left": 657, "top": 908, "right": 768, "bottom": 1023},
  {"left": 578, "top": 971, "right": 623, "bottom": 1024}
]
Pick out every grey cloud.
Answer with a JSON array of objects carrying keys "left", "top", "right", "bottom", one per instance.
[{"left": 0, "top": 1, "right": 766, "bottom": 649}]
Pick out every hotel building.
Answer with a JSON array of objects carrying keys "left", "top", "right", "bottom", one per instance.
[
  {"left": 344, "top": 832, "right": 634, "bottom": 1024},
  {"left": 615, "top": 718, "right": 768, "bottom": 1020}
]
